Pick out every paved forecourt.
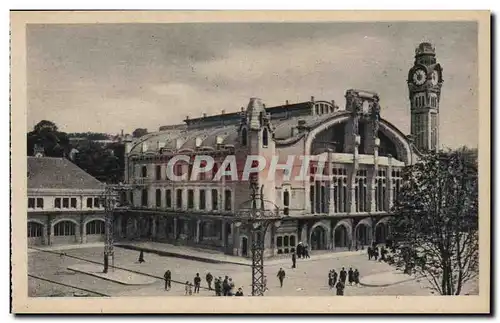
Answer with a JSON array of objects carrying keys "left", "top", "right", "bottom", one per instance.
[{"left": 28, "top": 244, "right": 436, "bottom": 297}]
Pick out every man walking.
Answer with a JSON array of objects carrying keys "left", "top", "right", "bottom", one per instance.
[
  {"left": 331, "top": 269, "right": 338, "bottom": 288},
  {"left": 163, "top": 269, "right": 171, "bottom": 291},
  {"left": 194, "top": 273, "right": 201, "bottom": 294},
  {"left": 353, "top": 269, "right": 360, "bottom": 286},
  {"left": 339, "top": 267, "right": 347, "bottom": 284},
  {"left": 206, "top": 272, "right": 213, "bottom": 290},
  {"left": 348, "top": 267, "right": 354, "bottom": 285},
  {"left": 222, "top": 276, "right": 230, "bottom": 296},
  {"left": 277, "top": 268, "right": 286, "bottom": 288},
  {"left": 292, "top": 253, "right": 296, "bottom": 269}
]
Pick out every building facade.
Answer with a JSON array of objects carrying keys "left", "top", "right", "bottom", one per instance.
[
  {"left": 27, "top": 156, "right": 106, "bottom": 246},
  {"left": 115, "top": 42, "right": 442, "bottom": 257}
]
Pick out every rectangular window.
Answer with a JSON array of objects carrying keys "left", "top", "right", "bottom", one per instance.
[
  {"left": 156, "top": 189, "right": 162, "bottom": 207},
  {"left": 141, "top": 189, "right": 148, "bottom": 207},
  {"left": 129, "top": 191, "right": 134, "bottom": 205},
  {"left": 94, "top": 197, "right": 100, "bottom": 208},
  {"left": 199, "top": 190, "right": 206, "bottom": 210},
  {"left": 224, "top": 190, "right": 232, "bottom": 211},
  {"left": 28, "top": 198, "right": 35, "bottom": 209},
  {"left": 176, "top": 189, "right": 182, "bottom": 209},
  {"left": 187, "top": 189, "right": 194, "bottom": 209},
  {"left": 211, "top": 189, "right": 218, "bottom": 210},
  {"left": 36, "top": 198, "right": 44, "bottom": 209},
  {"left": 55, "top": 198, "right": 61, "bottom": 208},
  {"left": 62, "top": 198, "right": 69, "bottom": 208},
  {"left": 156, "top": 165, "right": 162, "bottom": 180},
  {"left": 166, "top": 189, "right": 172, "bottom": 208},
  {"left": 70, "top": 198, "right": 77, "bottom": 208},
  {"left": 86, "top": 197, "right": 93, "bottom": 208}
]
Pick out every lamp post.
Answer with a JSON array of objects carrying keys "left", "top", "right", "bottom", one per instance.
[
  {"left": 235, "top": 182, "right": 283, "bottom": 296},
  {"left": 101, "top": 182, "right": 139, "bottom": 274}
]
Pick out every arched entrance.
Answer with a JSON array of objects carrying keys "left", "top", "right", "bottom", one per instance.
[
  {"left": 356, "top": 223, "right": 370, "bottom": 246},
  {"left": 375, "top": 222, "right": 389, "bottom": 244},
  {"left": 311, "top": 225, "right": 327, "bottom": 250},
  {"left": 334, "top": 224, "right": 349, "bottom": 248},
  {"left": 241, "top": 237, "right": 248, "bottom": 257}
]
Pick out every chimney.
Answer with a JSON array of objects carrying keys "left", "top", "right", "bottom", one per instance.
[
  {"left": 241, "top": 107, "right": 244, "bottom": 112},
  {"left": 221, "top": 109, "right": 225, "bottom": 114},
  {"left": 121, "top": 129, "right": 124, "bottom": 136},
  {"left": 311, "top": 96, "right": 315, "bottom": 103},
  {"left": 285, "top": 100, "right": 289, "bottom": 105},
  {"left": 186, "top": 115, "right": 190, "bottom": 120},
  {"left": 263, "top": 104, "right": 266, "bottom": 109},
  {"left": 203, "top": 113, "right": 207, "bottom": 118}
]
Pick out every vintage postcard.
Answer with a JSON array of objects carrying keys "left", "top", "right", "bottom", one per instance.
[{"left": 11, "top": 11, "right": 490, "bottom": 314}]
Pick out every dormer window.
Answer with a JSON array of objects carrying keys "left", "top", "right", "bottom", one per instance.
[
  {"left": 141, "top": 142, "right": 148, "bottom": 152},
  {"left": 262, "top": 128, "right": 269, "bottom": 147},
  {"left": 241, "top": 128, "right": 248, "bottom": 146},
  {"left": 195, "top": 137, "right": 202, "bottom": 148}
]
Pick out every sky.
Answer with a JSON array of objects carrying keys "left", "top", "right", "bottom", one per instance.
[{"left": 27, "top": 22, "right": 478, "bottom": 148}]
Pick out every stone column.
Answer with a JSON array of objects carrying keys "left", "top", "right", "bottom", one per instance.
[
  {"left": 173, "top": 217, "right": 178, "bottom": 239},
  {"left": 195, "top": 220, "right": 201, "bottom": 243},
  {"left": 349, "top": 135, "right": 360, "bottom": 213},
  {"left": 80, "top": 214, "right": 85, "bottom": 244},
  {"left": 46, "top": 215, "right": 53, "bottom": 246},
  {"left": 387, "top": 155, "right": 394, "bottom": 210},
  {"left": 221, "top": 220, "right": 226, "bottom": 248}
]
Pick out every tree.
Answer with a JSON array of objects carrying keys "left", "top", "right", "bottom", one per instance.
[
  {"left": 27, "top": 120, "right": 70, "bottom": 157},
  {"left": 389, "top": 148, "right": 478, "bottom": 295}
]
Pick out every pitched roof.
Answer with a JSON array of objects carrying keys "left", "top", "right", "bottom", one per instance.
[{"left": 27, "top": 157, "right": 104, "bottom": 190}]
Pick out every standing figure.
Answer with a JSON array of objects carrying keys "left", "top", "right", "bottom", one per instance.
[
  {"left": 185, "top": 281, "right": 191, "bottom": 295},
  {"left": 138, "top": 250, "right": 145, "bottom": 263},
  {"left": 332, "top": 270, "right": 338, "bottom": 288},
  {"left": 353, "top": 269, "right": 360, "bottom": 286},
  {"left": 348, "top": 267, "right": 354, "bottom": 285},
  {"left": 335, "top": 280, "right": 345, "bottom": 296},
  {"left": 374, "top": 247, "right": 379, "bottom": 261},
  {"left": 328, "top": 271, "right": 333, "bottom": 288},
  {"left": 368, "top": 246, "right": 372, "bottom": 260},
  {"left": 206, "top": 272, "right": 213, "bottom": 290},
  {"left": 194, "top": 273, "right": 201, "bottom": 294},
  {"left": 222, "top": 276, "right": 230, "bottom": 296},
  {"left": 214, "top": 277, "right": 222, "bottom": 296},
  {"left": 277, "top": 268, "right": 286, "bottom": 288},
  {"left": 292, "top": 253, "right": 296, "bottom": 269},
  {"left": 339, "top": 267, "right": 347, "bottom": 284},
  {"left": 296, "top": 243, "right": 303, "bottom": 259},
  {"left": 263, "top": 275, "right": 268, "bottom": 292},
  {"left": 163, "top": 270, "right": 171, "bottom": 291},
  {"left": 304, "top": 244, "right": 310, "bottom": 258},
  {"left": 228, "top": 278, "right": 235, "bottom": 296}
]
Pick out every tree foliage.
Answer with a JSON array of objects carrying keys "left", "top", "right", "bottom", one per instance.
[
  {"left": 389, "top": 147, "right": 478, "bottom": 295},
  {"left": 28, "top": 120, "right": 125, "bottom": 184},
  {"left": 132, "top": 128, "right": 148, "bottom": 138}
]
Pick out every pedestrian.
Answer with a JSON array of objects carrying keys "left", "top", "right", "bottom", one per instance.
[
  {"left": 263, "top": 275, "right": 268, "bottom": 291},
  {"left": 194, "top": 273, "right": 201, "bottom": 293},
  {"left": 374, "top": 247, "right": 379, "bottom": 261},
  {"left": 348, "top": 267, "right": 354, "bottom": 285},
  {"left": 206, "top": 272, "right": 213, "bottom": 290},
  {"left": 332, "top": 269, "right": 338, "bottom": 287},
  {"left": 235, "top": 287, "right": 244, "bottom": 296},
  {"left": 189, "top": 282, "right": 193, "bottom": 295},
  {"left": 296, "top": 242, "right": 303, "bottom": 259},
  {"left": 228, "top": 278, "right": 235, "bottom": 296},
  {"left": 335, "top": 280, "right": 345, "bottom": 296},
  {"left": 185, "top": 281, "right": 191, "bottom": 295},
  {"left": 292, "top": 253, "right": 296, "bottom": 269},
  {"left": 304, "top": 244, "right": 310, "bottom": 258},
  {"left": 163, "top": 270, "right": 171, "bottom": 291},
  {"left": 222, "top": 276, "right": 230, "bottom": 296},
  {"left": 328, "top": 271, "right": 333, "bottom": 288},
  {"left": 339, "top": 267, "right": 347, "bottom": 284},
  {"left": 214, "top": 277, "right": 222, "bottom": 296},
  {"left": 353, "top": 269, "right": 360, "bottom": 286},
  {"left": 277, "top": 267, "right": 286, "bottom": 288},
  {"left": 138, "top": 250, "right": 145, "bottom": 263},
  {"left": 368, "top": 246, "right": 372, "bottom": 260}
]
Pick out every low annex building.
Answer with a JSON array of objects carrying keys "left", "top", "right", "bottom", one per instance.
[
  {"left": 116, "top": 42, "right": 443, "bottom": 258},
  {"left": 27, "top": 156, "right": 106, "bottom": 246}
]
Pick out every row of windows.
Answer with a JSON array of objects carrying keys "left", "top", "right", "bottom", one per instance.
[
  {"left": 141, "top": 188, "right": 233, "bottom": 211},
  {"left": 28, "top": 198, "right": 44, "bottom": 209},
  {"left": 54, "top": 197, "right": 78, "bottom": 209},
  {"left": 315, "top": 103, "right": 335, "bottom": 115},
  {"left": 140, "top": 162, "right": 235, "bottom": 182},
  {"left": 276, "top": 234, "right": 296, "bottom": 254},
  {"left": 27, "top": 220, "right": 105, "bottom": 238}
]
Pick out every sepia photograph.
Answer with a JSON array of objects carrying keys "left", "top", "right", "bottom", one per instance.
[{"left": 10, "top": 11, "right": 490, "bottom": 313}]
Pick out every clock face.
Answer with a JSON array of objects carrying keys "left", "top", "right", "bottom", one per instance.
[
  {"left": 431, "top": 70, "right": 439, "bottom": 86},
  {"left": 412, "top": 69, "right": 426, "bottom": 86}
]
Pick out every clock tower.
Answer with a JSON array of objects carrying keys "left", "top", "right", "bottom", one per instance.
[{"left": 408, "top": 42, "right": 443, "bottom": 152}]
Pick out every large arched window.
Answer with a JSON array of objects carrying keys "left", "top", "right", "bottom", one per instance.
[
  {"left": 28, "top": 222, "right": 43, "bottom": 237},
  {"left": 86, "top": 220, "right": 105, "bottom": 235},
  {"left": 241, "top": 128, "right": 248, "bottom": 146},
  {"left": 54, "top": 221, "right": 76, "bottom": 236},
  {"left": 262, "top": 128, "right": 269, "bottom": 147}
]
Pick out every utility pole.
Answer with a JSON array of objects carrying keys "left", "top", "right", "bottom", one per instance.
[{"left": 101, "top": 183, "right": 138, "bottom": 274}]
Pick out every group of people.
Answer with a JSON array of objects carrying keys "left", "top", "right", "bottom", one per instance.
[
  {"left": 367, "top": 244, "right": 388, "bottom": 262},
  {"left": 162, "top": 269, "right": 245, "bottom": 296},
  {"left": 328, "top": 267, "right": 360, "bottom": 295},
  {"left": 295, "top": 242, "right": 310, "bottom": 259}
]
